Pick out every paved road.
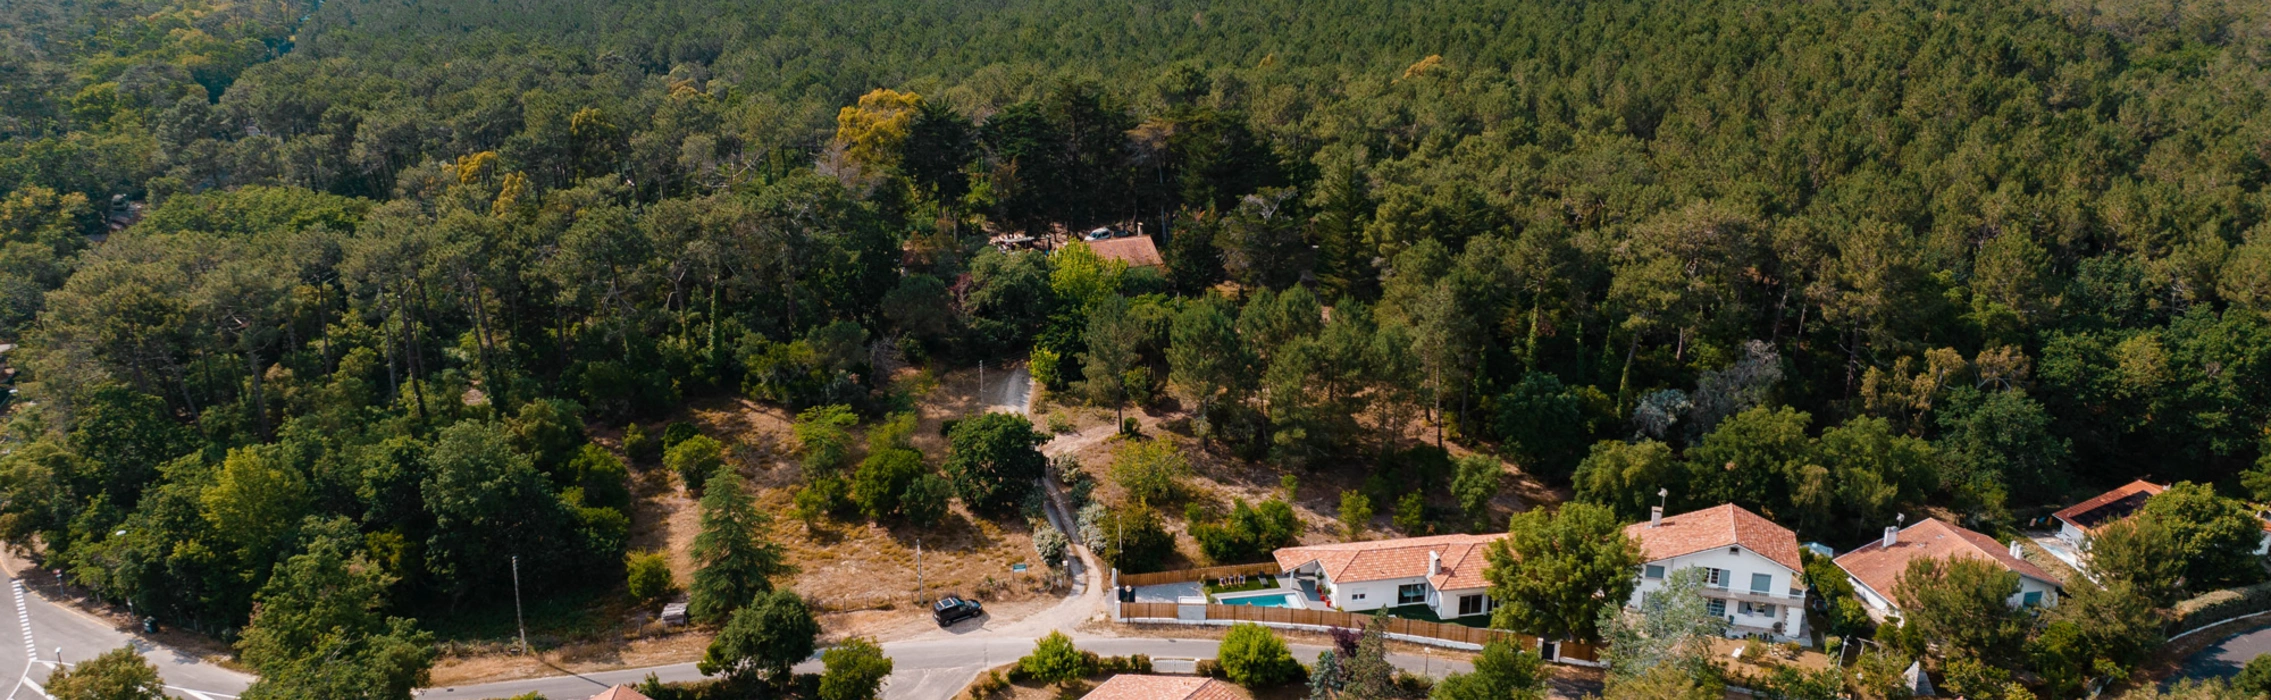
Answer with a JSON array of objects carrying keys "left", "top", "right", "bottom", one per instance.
[
  {"left": 2176, "top": 623, "right": 2271, "bottom": 684},
  {"left": 417, "top": 636, "right": 1474, "bottom": 699},
  {"left": 1, "top": 571, "right": 251, "bottom": 699},
  {"left": 982, "top": 364, "right": 1032, "bottom": 415}
]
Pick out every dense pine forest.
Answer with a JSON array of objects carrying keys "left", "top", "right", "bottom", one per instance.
[{"left": 7, "top": 0, "right": 2271, "bottom": 695}]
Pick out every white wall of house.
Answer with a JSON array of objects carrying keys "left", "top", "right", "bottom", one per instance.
[
  {"left": 1432, "top": 586, "right": 1493, "bottom": 619},
  {"left": 1850, "top": 576, "right": 1896, "bottom": 620},
  {"left": 1628, "top": 545, "right": 1807, "bottom": 643},
  {"left": 1851, "top": 572, "right": 2059, "bottom": 619},
  {"left": 2057, "top": 518, "right": 2087, "bottom": 545},
  {"left": 2012, "top": 575, "right": 2059, "bottom": 608},
  {"left": 1326, "top": 576, "right": 1433, "bottom": 612}
]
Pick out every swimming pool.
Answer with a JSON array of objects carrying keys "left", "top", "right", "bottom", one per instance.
[{"left": 1215, "top": 591, "right": 1301, "bottom": 608}]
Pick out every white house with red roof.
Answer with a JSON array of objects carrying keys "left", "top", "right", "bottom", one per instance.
[
  {"left": 1623, "top": 503, "right": 1810, "bottom": 643},
  {"left": 1271, "top": 533, "right": 1503, "bottom": 620},
  {"left": 2051, "top": 480, "right": 2271, "bottom": 558},
  {"left": 2051, "top": 479, "right": 2165, "bottom": 546},
  {"left": 1833, "top": 517, "right": 2061, "bottom": 620}
]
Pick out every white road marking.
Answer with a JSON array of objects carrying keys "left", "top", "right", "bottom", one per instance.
[
  {"left": 1, "top": 583, "right": 238, "bottom": 700},
  {"left": 6, "top": 579, "right": 33, "bottom": 700}
]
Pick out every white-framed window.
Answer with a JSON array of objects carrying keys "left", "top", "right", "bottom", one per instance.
[
  {"left": 1705, "top": 567, "right": 1728, "bottom": 588},
  {"left": 1750, "top": 572, "right": 1773, "bottom": 594},
  {"left": 1707, "top": 598, "right": 1727, "bottom": 617},
  {"left": 2022, "top": 591, "right": 2043, "bottom": 607},
  {"left": 1644, "top": 564, "right": 1666, "bottom": 579},
  {"left": 1458, "top": 594, "right": 1485, "bottom": 616},
  {"left": 1739, "top": 601, "right": 1778, "bottom": 617},
  {"left": 1397, "top": 583, "right": 1427, "bottom": 605},
  {"left": 1351, "top": 593, "right": 1367, "bottom": 601}
]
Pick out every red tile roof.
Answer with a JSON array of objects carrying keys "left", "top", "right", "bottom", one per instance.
[
  {"left": 1084, "top": 236, "right": 1164, "bottom": 268},
  {"left": 1832, "top": 518, "right": 2058, "bottom": 610},
  {"left": 589, "top": 686, "right": 654, "bottom": 700},
  {"left": 2051, "top": 480, "right": 2165, "bottom": 532},
  {"left": 1083, "top": 675, "right": 1246, "bottom": 700},
  {"left": 1623, "top": 503, "right": 1805, "bottom": 574},
  {"left": 1273, "top": 533, "right": 1506, "bottom": 589}
]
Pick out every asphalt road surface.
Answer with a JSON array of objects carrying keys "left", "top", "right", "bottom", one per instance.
[
  {"left": 0, "top": 571, "right": 251, "bottom": 699},
  {"left": 417, "top": 636, "right": 1475, "bottom": 699},
  {"left": 2176, "top": 623, "right": 2271, "bottom": 684}
]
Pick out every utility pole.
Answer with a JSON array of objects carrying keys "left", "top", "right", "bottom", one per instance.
[
  {"left": 916, "top": 538, "right": 924, "bottom": 604},
  {"left": 979, "top": 361, "right": 985, "bottom": 408},
  {"left": 511, "top": 555, "right": 527, "bottom": 655}
]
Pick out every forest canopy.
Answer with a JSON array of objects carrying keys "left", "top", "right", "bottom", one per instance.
[{"left": 6, "top": 0, "right": 2271, "bottom": 690}]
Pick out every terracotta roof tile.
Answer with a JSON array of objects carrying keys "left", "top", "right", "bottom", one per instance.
[
  {"left": 1832, "top": 518, "right": 2058, "bottom": 610},
  {"left": 1274, "top": 533, "right": 1505, "bottom": 587},
  {"left": 1622, "top": 503, "right": 1805, "bottom": 574},
  {"left": 1084, "top": 675, "right": 1247, "bottom": 700},
  {"left": 2051, "top": 480, "right": 2165, "bottom": 532},
  {"left": 1083, "top": 236, "right": 1164, "bottom": 268},
  {"left": 589, "top": 686, "right": 654, "bottom": 700}
]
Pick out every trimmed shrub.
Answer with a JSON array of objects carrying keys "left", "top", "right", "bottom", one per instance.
[{"left": 1218, "top": 623, "right": 1304, "bottom": 688}]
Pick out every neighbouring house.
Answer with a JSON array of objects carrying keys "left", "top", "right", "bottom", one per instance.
[
  {"left": 588, "top": 685, "right": 654, "bottom": 700},
  {"left": 1085, "top": 235, "right": 1164, "bottom": 270},
  {"left": 1272, "top": 533, "right": 1504, "bottom": 620},
  {"left": 1834, "top": 518, "right": 2061, "bottom": 620},
  {"left": 1083, "top": 674, "right": 1246, "bottom": 700},
  {"left": 2051, "top": 480, "right": 2165, "bottom": 547},
  {"left": 1624, "top": 503, "right": 1810, "bottom": 643},
  {"left": 2053, "top": 480, "right": 2271, "bottom": 556}
]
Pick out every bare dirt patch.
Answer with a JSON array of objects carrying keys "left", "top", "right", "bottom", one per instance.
[
  {"left": 436, "top": 370, "right": 1066, "bottom": 685},
  {"left": 427, "top": 629, "right": 715, "bottom": 687}
]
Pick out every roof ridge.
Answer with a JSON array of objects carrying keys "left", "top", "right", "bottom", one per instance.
[{"left": 1723, "top": 503, "right": 1740, "bottom": 549}]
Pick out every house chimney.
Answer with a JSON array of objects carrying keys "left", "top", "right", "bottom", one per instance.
[
  {"left": 2009, "top": 539, "right": 2025, "bottom": 559},
  {"left": 1649, "top": 506, "right": 1664, "bottom": 528},
  {"left": 1882, "top": 526, "right": 1899, "bottom": 548},
  {"left": 1428, "top": 550, "right": 1441, "bottom": 576}
]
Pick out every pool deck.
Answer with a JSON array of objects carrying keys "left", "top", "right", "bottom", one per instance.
[{"left": 1132, "top": 580, "right": 1328, "bottom": 608}]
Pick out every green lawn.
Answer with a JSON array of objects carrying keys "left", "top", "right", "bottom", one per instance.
[{"left": 1383, "top": 604, "right": 1492, "bottom": 628}]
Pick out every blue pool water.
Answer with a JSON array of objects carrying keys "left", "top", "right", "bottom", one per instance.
[{"left": 1218, "top": 592, "right": 1297, "bottom": 607}]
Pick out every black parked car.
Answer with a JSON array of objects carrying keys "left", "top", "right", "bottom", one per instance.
[{"left": 932, "top": 595, "right": 983, "bottom": 626}]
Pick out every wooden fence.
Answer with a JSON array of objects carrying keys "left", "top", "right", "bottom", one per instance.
[
  {"left": 1204, "top": 604, "right": 1524, "bottom": 646},
  {"left": 1114, "top": 600, "right": 1600, "bottom": 663},
  {"left": 1118, "top": 562, "right": 1283, "bottom": 587}
]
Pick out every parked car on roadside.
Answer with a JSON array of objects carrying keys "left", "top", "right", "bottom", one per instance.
[{"left": 933, "top": 595, "right": 983, "bottom": 626}]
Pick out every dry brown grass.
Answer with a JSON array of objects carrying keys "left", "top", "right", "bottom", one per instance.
[
  {"left": 427, "top": 629, "right": 716, "bottom": 687},
  {"left": 435, "top": 368, "right": 1062, "bottom": 685}
]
